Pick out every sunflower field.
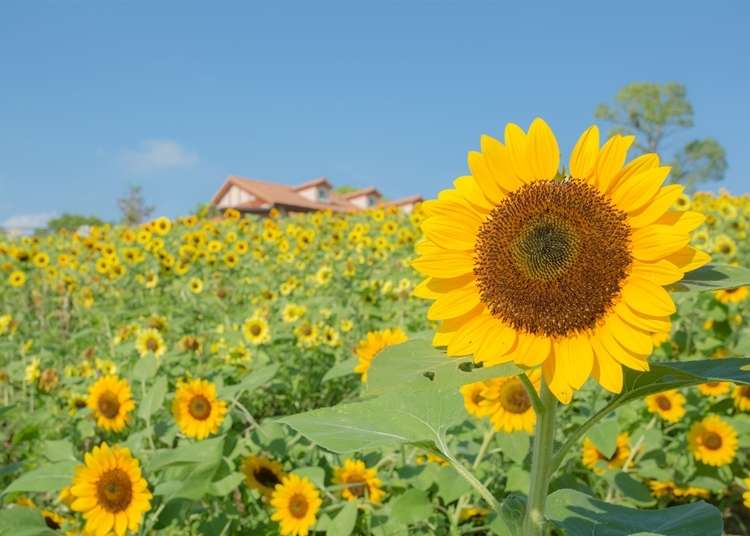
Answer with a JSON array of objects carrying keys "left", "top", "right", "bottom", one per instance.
[{"left": 2, "top": 123, "right": 750, "bottom": 536}]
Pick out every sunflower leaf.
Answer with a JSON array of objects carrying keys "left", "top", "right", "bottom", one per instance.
[
  {"left": 671, "top": 263, "right": 750, "bottom": 292},
  {"left": 545, "top": 488, "right": 722, "bottom": 536},
  {"left": 1, "top": 460, "right": 78, "bottom": 495},
  {"left": 0, "top": 507, "right": 59, "bottom": 536},
  {"left": 221, "top": 364, "right": 279, "bottom": 400},
  {"left": 366, "top": 339, "right": 521, "bottom": 396}
]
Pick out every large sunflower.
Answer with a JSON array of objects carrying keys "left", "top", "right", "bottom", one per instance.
[
  {"left": 172, "top": 379, "right": 227, "bottom": 440},
  {"left": 241, "top": 454, "right": 286, "bottom": 497},
  {"left": 413, "top": 118, "right": 708, "bottom": 403},
  {"left": 87, "top": 376, "right": 135, "bottom": 432},
  {"left": 70, "top": 443, "right": 152, "bottom": 536},
  {"left": 688, "top": 415, "right": 738, "bottom": 466},
  {"left": 333, "top": 459, "right": 385, "bottom": 503},
  {"left": 270, "top": 474, "right": 322, "bottom": 536}
]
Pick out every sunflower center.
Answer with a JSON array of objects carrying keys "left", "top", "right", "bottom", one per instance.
[
  {"left": 656, "top": 395, "right": 672, "bottom": 411},
  {"left": 96, "top": 468, "right": 133, "bottom": 513},
  {"left": 288, "top": 493, "right": 309, "bottom": 518},
  {"left": 97, "top": 392, "right": 121, "bottom": 419},
  {"left": 740, "top": 385, "right": 750, "bottom": 398},
  {"left": 499, "top": 381, "right": 531, "bottom": 414},
  {"left": 44, "top": 515, "right": 61, "bottom": 530},
  {"left": 188, "top": 395, "right": 212, "bottom": 420},
  {"left": 345, "top": 477, "right": 367, "bottom": 497},
  {"left": 146, "top": 338, "right": 158, "bottom": 351},
  {"left": 250, "top": 324, "right": 261, "bottom": 336},
  {"left": 602, "top": 447, "right": 621, "bottom": 462},
  {"left": 703, "top": 432, "right": 723, "bottom": 450},
  {"left": 254, "top": 467, "right": 281, "bottom": 489},
  {"left": 474, "top": 179, "right": 632, "bottom": 337}
]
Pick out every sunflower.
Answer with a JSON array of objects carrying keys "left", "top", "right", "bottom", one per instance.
[
  {"left": 333, "top": 459, "right": 384, "bottom": 503},
  {"left": 172, "top": 378, "right": 227, "bottom": 440},
  {"left": 687, "top": 415, "right": 738, "bottom": 466},
  {"left": 270, "top": 474, "right": 322, "bottom": 536},
  {"left": 70, "top": 443, "right": 151, "bottom": 536},
  {"left": 460, "top": 381, "right": 491, "bottom": 417},
  {"left": 242, "top": 317, "right": 271, "bottom": 345},
  {"left": 697, "top": 381, "right": 731, "bottom": 398},
  {"left": 241, "top": 454, "right": 285, "bottom": 497},
  {"left": 40, "top": 510, "right": 65, "bottom": 530},
  {"left": 732, "top": 384, "right": 750, "bottom": 411},
  {"left": 743, "top": 476, "right": 750, "bottom": 509},
  {"left": 353, "top": 328, "right": 408, "bottom": 382},
  {"left": 480, "top": 371, "right": 540, "bottom": 433},
  {"left": 645, "top": 389, "right": 685, "bottom": 423},
  {"left": 9, "top": 270, "right": 26, "bottom": 287},
  {"left": 189, "top": 277, "right": 204, "bottom": 294},
  {"left": 412, "top": 119, "right": 708, "bottom": 403},
  {"left": 135, "top": 328, "right": 166, "bottom": 358},
  {"left": 582, "top": 432, "right": 631, "bottom": 475},
  {"left": 715, "top": 286, "right": 749, "bottom": 304},
  {"left": 87, "top": 376, "right": 135, "bottom": 432}
]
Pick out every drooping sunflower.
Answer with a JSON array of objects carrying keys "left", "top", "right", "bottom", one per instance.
[
  {"left": 480, "top": 371, "right": 540, "bottom": 433},
  {"left": 645, "top": 389, "right": 686, "bottom": 423},
  {"left": 697, "top": 381, "right": 731, "bottom": 398},
  {"left": 412, "top": 119, "right": 708, "bottom": 403},
  {"left": 687, "top": 415, "right": 738, "bottom": 467},
  {"left": 241, "top": 454, "right": 286, "bottom": 497},
  {"left": 732, "top": 384, "right": 750, "bottom": 411},
  {"left": 270, "top": 474, "right": 322, "bottom": 536},
  {"left": 87, "top": 376, "right": 135, "bottom": 432},
  {"left": 135, "top": 328, "right": 166, "bottom": 358},
  {"left": 333, "top": 459, "right": 385, "bottom": 503},
  {"left": 581, "top": 432, "right": 631, "bottom": 475},
  {"left": 172, "top": 378, "right": 227, "bottom": 440},
  {"left": 70, "top": 443, "right": 152, "bottom": 536},
  {"left": 715, "top": 286, "right": 749, "bottom": 304},
  {"left": 353, "top": 328, "right": 408, "bottom": 382}
]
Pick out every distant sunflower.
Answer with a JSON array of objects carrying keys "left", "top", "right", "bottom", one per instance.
[
  {"left": 70, "top": 443, "right": 152, "bottom": 536},
  {"left": 40, "top": 510, "right": 65, "bottom": 530},
  {"left": 353, "top": 328, "right": 408, "bottom": 382},
  {"left": 715, "top": 286, "right": 749, "bottom": 304},
  {"left": 135, "top": 328, "right": 166, "bottom": 358},
  {"left": 460, "top": 381, "right": 491, "bottom": 417},
  {"left": 687, "top": 415, "right": 737, "bottom": 466},
  {"left": 333, "top": 459, "right": 384, "bottom": 503},
  {"left": 582, "top": 433, "right": 631, "bottom": 475},
  {"left": 87, "top": 376, "right": 135, "bottom": 432},
  {"left": 412, "top": 118, "right": 708, "bottom": 403},
  {"left": 9, "top": 270, "right": 26, "bottom": 287},
  {"left": 732, "top": 384, "right": 750, "bottom": 411},
  {"left": 697, "top": 381, "right": 731, "bottom": 398},
  {"left": 271, "top": 474, "right": 322, "bottom": 536},
  {"left": 242, "top": 317, "right": 271, "bottom": 345},
  {"left": 743, "top": 476, "right": 750, "bottom": 509},
  {"left": 645, "top": 389, "right": 686, "bottom": 423},
  {"left": 172, "top": 378, "right": 227, "bottom": 440},
  {"left": 189, "top": 277, "right": 204, "bottom": 294},
  {"left": 480, "top": 371, "right": 540, "bottom": 433},
  {"left": 241, "top": 454, "right": 285, "bottom": 497}
]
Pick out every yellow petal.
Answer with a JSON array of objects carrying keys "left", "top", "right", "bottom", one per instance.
[
  {"left": 422, "top": 216, "right": 478, "bottom": 251},
  {"left": 594, "top": 135, "right": 634, "bottom": 191},
  {"left": 412, "top": 250, "right": 475, "bottom": 278},
  {"left": 612, "top": 166, "right": 671, "bottom": 213},
  {"left": 513, "top": 332, "right": 551, "bottom": 367},
  {"left": 614, "top": 301, "right": 671, "bottom": 333},
  {"left": 607, "top": 153, "right": 660, "bottom": 193},
  {"left": 628, "top": 185, "right": 684, "bottom": 228},
  {"left": 621, "top": 277, "right": 676, "bottom": 316},
  {"left": 468, "top": 150, "right": 505, "bottom": 205},
  {"left": 605, "top": 313, "right": 653, "bottom": 357},
  {"left": 527, "top": 117, "right": 560, "bottom": 180},
  {"left": 447, "top": 313, "right": 493, "bottom": 356},
  {"left": 504, "top": 123, "right": 534, "bottom": 183},
  {"left": 631, "top": 225, "right": 689, "bottom": 261},
  {"left": 630, "top": 259, "right": 684, "bottom": 285},
  {"left": 665, "top": 246, "right": 711, "bottom": 273},
  {"left": 565, "top": 333, "right": 594, "bottom": 389},
  {"left": 654, "top": 210, "right": 706, "bottom": 234},
  {"left": 475, "top": 321, "right": 517, "bottom": 364},
  {"left": 543, "top": 354, "right": 573, "bottom": 404},
  {"left": 427, "top": 280, "right": 481, "bottom": 320},
  {"left": 453, "top": 176, "right": 494, "bottom": 211},
  {"left": 569, "top": 125, "right": 600, "bottom": 180},
  {"left": 481, "top": 135, "right": 524, "bottom": 192},
  {"left": 590, "top": 336, "right": 624, "bottom": 393}
]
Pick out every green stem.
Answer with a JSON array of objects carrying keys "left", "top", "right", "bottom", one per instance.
[
  {"left": 521, "top": 380, "right": 557, "bottom": 536},
  {"left": 519, "top": 373, "right": 544, "bottom": 415}
]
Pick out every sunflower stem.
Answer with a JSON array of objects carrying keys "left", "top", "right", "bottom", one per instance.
[
  {"left": 519, "top": 373, "right": 544, "bottom": 415},
  {"left": 521, "top": 380, "right": 557, "bottom": 536}
]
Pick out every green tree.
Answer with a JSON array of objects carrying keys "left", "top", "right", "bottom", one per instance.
[
  {"left": 595, "top": 82, "right": 727, "bottom": 191},
  {"left": 38, "top": 214, "right": 105, "bottom": 235},
  {"left": 118, "top": 185, "right": 154, "bottom": 226}
]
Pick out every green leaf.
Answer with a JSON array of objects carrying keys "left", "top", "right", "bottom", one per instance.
[
  {"left": 545, "top": 488, "right": 722, "bottom": 536},
  {"left": 208, "top": 472, "right": 244, "bottom": 496},
  {"left": 504, "top": 466, "right": 529, "bottom": 493},
  {"left": 672, "top": 263, "right": 750, "bottom": 292},
  {"left": 277, "top": 384, "right": 467, "bottom": 453},
  {"left": 366, "top": 339, "right": 521, "bottom": 395},
  {"left": 147, "top": 437, "right": 224, "bottom": 472},
  {"left": 322, "top": 357, "right": 358, "bottom": 382},
  {"left": 610, "top": 471, "right": 654, "bottom": 505},
  {"left": 390, "top": 489, "right": 433, "bottom": 525},
  {"left": 587, "top": 417, "right": 618, "bottom": 459},
  {"left": 42, "top": 440, "right": 76, "bottom": 462},
  {"left": 221, "top": 364, "right": 279, "bottom": 399},
  {"left": 0, "top": 507, "right": 58, "bottom": 536},
  {"left": 132, "top": 355, "right": 159, "bottom": 382},
  {"left": 495, "top": 432, "right": 530, "bottom": 464},
  {"left": 327, "top": 501, "right": 358, "bottom": 536},
  {"left": 138, "top": 375, "right": 167, "bottom": 421},
  {"left": 2, "top": 461, "right": 78, "bottom": 495},
  {"left": 435, "top": 466, "right": 472, "bottom": 504},
  {"left": 292, "top": 467, "right": 326, "bottom": 489}
]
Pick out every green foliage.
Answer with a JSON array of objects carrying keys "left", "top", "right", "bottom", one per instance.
[
  {"left": 595, "top": 82, "right": 727, "bottom": 190},
  {"left": 118, "top": 184, "right": 155, "bottom": 225},
  {"left": 38, "top": 213, "right": 106, "bottom": 235}
]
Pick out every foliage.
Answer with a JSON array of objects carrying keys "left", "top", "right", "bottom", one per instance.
[
  {"left": 118, "top": 185, "right": 155, "bottom": 225},
  {"left": 37, "top": 214, "right": 106, "bottom": 235}
]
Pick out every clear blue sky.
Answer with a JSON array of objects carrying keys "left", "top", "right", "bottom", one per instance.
[{"left": 1, "top": 1, "right": 748, "bottom": 227}]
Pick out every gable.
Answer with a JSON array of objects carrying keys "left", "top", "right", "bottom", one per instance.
[{"left": 217, "top": 184, "right": 257, "bottom": 208}]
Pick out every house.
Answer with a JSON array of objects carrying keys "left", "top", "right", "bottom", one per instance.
[{"left": 211, "top": 175, "right": 421, "bottom": 215}]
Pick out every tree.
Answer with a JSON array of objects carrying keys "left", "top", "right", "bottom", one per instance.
[
  {"left": 595, "top": 82, "right": 727, "bottom": 191},
  {"left": 118, "top": 185, "right": 154, "bottom": 226},
  {"left": 38, "top": 214, "right": 105, "bottom": 235}
]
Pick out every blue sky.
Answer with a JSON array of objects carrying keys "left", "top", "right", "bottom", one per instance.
[{"left": 1, "top": 1, "right": 748, "bottom": 228}]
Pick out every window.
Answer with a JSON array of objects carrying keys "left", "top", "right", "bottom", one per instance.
[{"left": 317, "top": 187, "right": 329, "bottom": 201}]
